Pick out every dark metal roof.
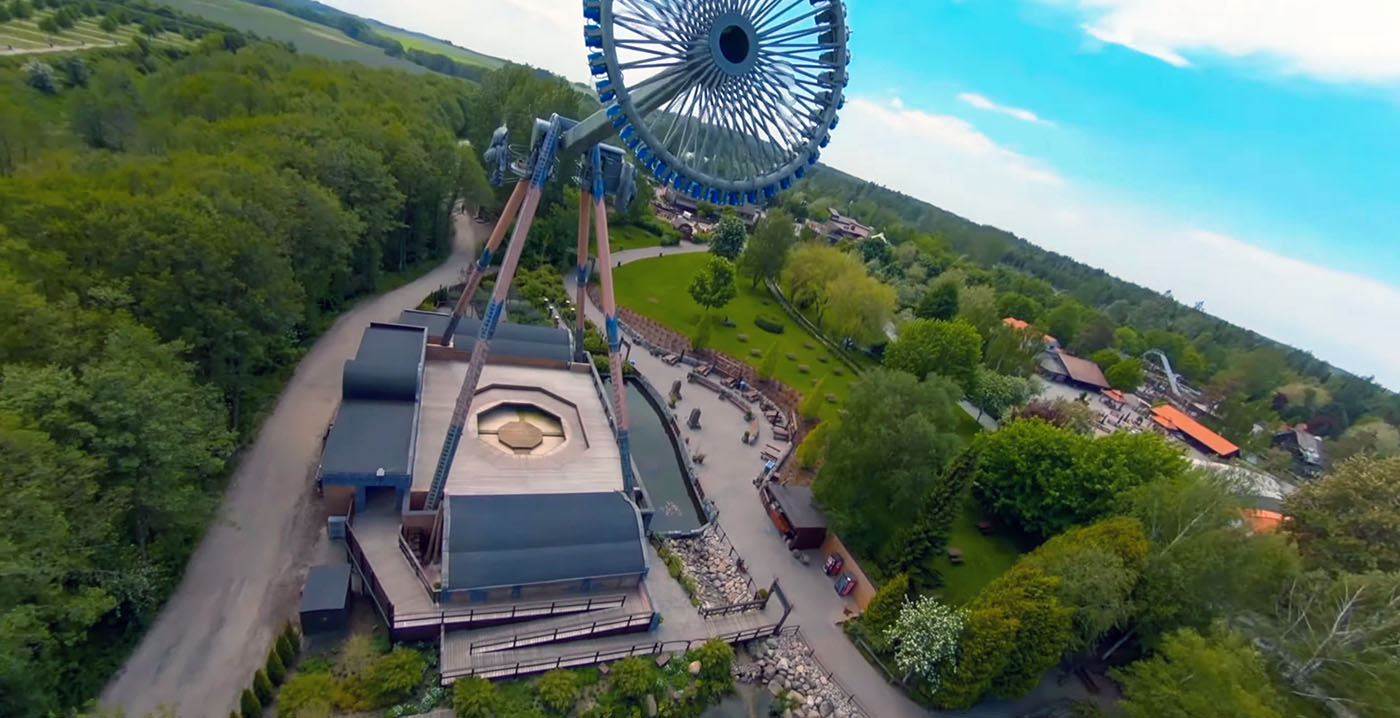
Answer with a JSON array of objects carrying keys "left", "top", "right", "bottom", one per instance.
[
  {"left": 397, "top": 310, "right": 570, "bottom": 362},
  {"left": 300, "top": 564, "right": 351, "bottom": 613},
  {"left": 320, "top": 401, "right": 417, "bottom": 478},
  {"left": 444, "top": 492, "right": 646, "bottom": 591},
  {"left": 768, "top": 484, "right": 826, "bottom": 530},
  {"left": 320, "top": 323, "right": 425, "bottom": 480}
]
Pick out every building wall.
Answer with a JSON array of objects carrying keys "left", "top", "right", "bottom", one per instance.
[{"left": 442, "top": 573, "right": 642, "bottom": 604}]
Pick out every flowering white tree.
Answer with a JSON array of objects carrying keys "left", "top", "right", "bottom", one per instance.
[{"left": 885, "top": 596, "right": 966, "bottom": 689}]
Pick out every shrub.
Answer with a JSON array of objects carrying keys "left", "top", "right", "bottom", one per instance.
[
  {"left": 266, "top": 648, "right": 286, "bottom": 684},
  {"left": 660, "top": 234, "right": 681, "bottom": 247},
  {"left": 803, "top": 341, "right": 815, "bottom": 349},
  {"left": 299, "top": 655, "right": 333, "bottom": 674},
  {"left": 785, "top": 352, "right": 797, "bottom": 360},
  {"left": 608, "top": 657, "right": 657, "bottom": 703},
  {"left": 537, "top": 669, "right": 579, "bottom": 714},
  {"left": 800, "top": 378, "right": 827, "bottom": 421},
  {"left": 252, "top": 669, "right": 274, "bottom": 704},
  {"left": 833, "top": 367, "right": 843, "bottom": 376},
  {"left": 749, "top": 348, "right": 762, "bottom": 357},
  {"left": 365, "top": 647, "right": 427, "bottom": 707},
  {"left": 240, "top": 688, "right": 260, "bottom": 718},
  {"left": 817, "top": 355, "right": 829, "bottom": 363},
  {"left": 797, "top": 364, "right": 810, "bottom": 374},
  {"left": 453, "top": 676, "right": 497, "bottom": 718},
  {"left": 754, "top": 315, "right": 785, "bottom": 334},
  {"left": 826, "top": 394, "right": 838, "bottom": 403},
  {"left": 736, "top": 333, "right": 748, "bottom": 342}
]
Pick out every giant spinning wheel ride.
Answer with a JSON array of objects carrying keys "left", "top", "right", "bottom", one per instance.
[{"left": 425, "top": 0, "right": 850, "bottom": 511}]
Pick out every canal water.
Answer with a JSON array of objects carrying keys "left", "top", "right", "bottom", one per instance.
[{"left": 620, "top": 379, "right": 706, "bottom": 534}]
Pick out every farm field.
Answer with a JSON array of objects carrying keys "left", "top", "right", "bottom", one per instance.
[
  {"left": 0, "top": 16, "right": 178, "bottom": 51},
  {"left": 159, "top": 0, "right": 425, "bottom": 72},
  {"left": 366, "top": 20, "right": 504, "bottom": 68}
]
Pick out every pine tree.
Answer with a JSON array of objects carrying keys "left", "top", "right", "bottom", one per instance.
[
  {"left": 800, "top": 376, "right": 827, "bottom": 421},
  {"left": 253, "top": 669, "right": 274, "bottom": 705},
  {"left": 240, "top": 688, "right": 260, "bottom": 718},
  {"left": 265, "top": 648, "right": 286, "bottom": 684}
]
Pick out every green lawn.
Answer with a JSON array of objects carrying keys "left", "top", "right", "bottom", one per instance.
[
  {"left": 607, "top": 224, "right": 664, "bottom": 251},
  {"left": 613, "top": 252, "right": 855, "bottom": 415},
  {"left": 928, "top": 499, "right": 1022, "bottom": 606}
]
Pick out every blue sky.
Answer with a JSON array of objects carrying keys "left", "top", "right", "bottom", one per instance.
[{"left": 326, "top": 0, "right": 1400, "bottom": 388}]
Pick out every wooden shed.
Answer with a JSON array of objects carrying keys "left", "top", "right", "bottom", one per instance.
[
  {"left": 760, "top": 484, "right": 827, "bottom": 550},
  {"left": 299, "top": 564, "right": 351, "bottom": 633}
]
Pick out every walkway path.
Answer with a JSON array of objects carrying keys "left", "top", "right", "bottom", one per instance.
[
  {"left": 566, "top": 245, "right": 930, "bottom": 718},
  {"left": 100, "top": 212, "right": 486, "bottom": 718}
]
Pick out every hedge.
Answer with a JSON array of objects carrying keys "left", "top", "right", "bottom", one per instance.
[{"left": 754, "top": 315, "right": 785, "bottom": 334}]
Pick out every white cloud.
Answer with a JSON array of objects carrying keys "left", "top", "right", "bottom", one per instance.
[
  {"left": 890, "top": 96, "right": 904, "bottom": 109},
  {"left": 823, "top": 96, "right": 1400, "bottom": 390},
  {"left": 957, "top": 92, "right": 1055, "bottom": 125},
  {"left": 1058, "top": 0, "right": 1400, "bottom": 83}
]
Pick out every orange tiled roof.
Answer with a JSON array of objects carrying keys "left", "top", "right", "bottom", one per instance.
[
  {"left": 1241, "top": 508, "right": 1285, "bottom": 533},
  {"left": 1003, "top": 317, "right": 1030, "bottom": 330},
  {"left": 1151, "top": 404, "right": 1240, "bottom": 457}
]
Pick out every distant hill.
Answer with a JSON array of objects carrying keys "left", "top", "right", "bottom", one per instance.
[
  {"left": 362, "top": 18, "right": 506, "bottom": 69},
  {"left": 159, "top": 0, "right": 426, "bottom": 71}
]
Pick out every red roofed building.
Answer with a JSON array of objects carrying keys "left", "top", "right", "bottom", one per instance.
[
  {"left": 1037, "top": 350, "right": 1110, "bottom": 391},
  {"left": 823, "top": 209, "right": 873, "bottom": 242},
  {"left": 1150, "top": 404, "right": 1240, "bottom": 459},
  {"left": 1002, "top": 317, "right": 1060, "bottom": 350}
]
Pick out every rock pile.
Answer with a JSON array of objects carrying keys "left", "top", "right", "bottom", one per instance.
[
  {"left": 664, "top": 532, "right": 753, "bottom": 607},
  {"left": 733, "top": 636, "right": 864, "bottom": 718}
]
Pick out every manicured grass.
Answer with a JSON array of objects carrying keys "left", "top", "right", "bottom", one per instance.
[
  {"left": 928, "top": 499, "right": 1023, "bottom": 606},
  {"left": 160, "top": 0, "right": 427, "bottom": 72},
  {"left": 607, "top": 224, "right": 664, "bottom": 251},
  {"left": 613, "top": 252, "right": 855, "bottom": 414}
]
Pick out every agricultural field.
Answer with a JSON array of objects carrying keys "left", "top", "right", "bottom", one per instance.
[
  {"left": 158, "top": 0, "right": 425, "bottom": 72},
  {"left": 366, "top": 20, "right": 505, "bottom": 68},
  {"left": 0, "top": 14, "right": 178, "bottom": 52}
]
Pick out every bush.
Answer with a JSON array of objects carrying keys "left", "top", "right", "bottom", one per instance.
[
  {"left": 252, "top": 669, "right": 274, "bottom": 704},
  {"left": 754, "top": 315, "right": 785, "bottom": 334},
  {"left": 453, "top": 676, "right": 497, "bottom": 718},
  {"left": 803, "top": 342, "right": 815, "bottom": 349},
  {"left": 365, "top": 647, "right": 427, "bottom": 707},
  {"left": 276, "top": 634, "right": 296, "bottom": 665},
  {"left": 797, "top": 364, "right": 810, "bottom": 374},
  {"left": 736, "top": 333, "right": 748, "bottom": 342},
  {"left": 240, "top": 688, "right": 260, "bottom": 718},
  {"left": 749, "top": 348, "right": 762, "bottom": 357},
  {"left": 266, "top": 649, "right": 286, "bottom": 684},
  {"left": 537, "top": 669, "right": 579, "bottom": 714},
  {"left": 817, "top": 355, "right": 829, "bottom": 363},
  {"left": 833, "top": 367, "right": 843, "bottom": 376},
  {"left": 660, "top": 234, "right": 681, "bottom": 247},
  {"left": 785, "top": 352, "right": 797, "bottom": 360},
  {"left": 608, "top": 657, "right": 657, "bottom": 703}
]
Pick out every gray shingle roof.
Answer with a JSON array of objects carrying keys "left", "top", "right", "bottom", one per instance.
[
  {"left": 444, "top": 492, "right": 646, "bottom": 591},
  {"left": 300, "top": 564, "right": 351, "bottom": 613},
  {"left": 320, "top": 323, "right": 425, "bottom": 480},
  {"left": 767, "top": 484, "right": 826, "bottom": 530},
  {"left": 397, "top": 310, "right": 571, "bottom": 362}
]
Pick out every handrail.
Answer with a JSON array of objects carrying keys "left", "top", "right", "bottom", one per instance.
[
  {"left": 470, "top": 611, "right": 654, "bottom": 653},
  {"left": 442, "top": 623, "right": 783, "bottom": 680},
  {"left": 699, "top": 598, "right": 767, "bottom": 618},
  {"left": 397, "top": 532, "right": 437, "bottom": 599},
  {"left": 784, "top": 626, "right": 871, "bottom": 717},
  {"left": 764, "top": 278, "right": 864, "bottom": 375},
  {"left": 393, "top": 593, "right": 627, "bottom": 626},
  {"left": 345, "top": 523, "right": 394, "bottom": 625}
]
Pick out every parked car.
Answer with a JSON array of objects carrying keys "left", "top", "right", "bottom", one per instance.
[
  {"left": 823, "top": 554, "right": 844, "bottom": 576},
  {"left": 834, "top": 574, "right": 857, "bottom": 596}
]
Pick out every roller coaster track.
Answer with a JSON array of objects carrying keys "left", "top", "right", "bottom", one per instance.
[{"left": 1142, "top": 349, "right": 1183, "bottom": 397}]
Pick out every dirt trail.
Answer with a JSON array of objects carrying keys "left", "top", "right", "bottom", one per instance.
[{"left": 100, "top": 213, "right": 483, "bottom": 718}]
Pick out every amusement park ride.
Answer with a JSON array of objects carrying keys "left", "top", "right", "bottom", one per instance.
[{"left": 424, "top": 0, "right": 851, "bottom": 511}]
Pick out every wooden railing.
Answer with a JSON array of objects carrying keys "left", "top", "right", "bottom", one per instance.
[
  {"left": 443, "top": 623, "right": 783, "bottom": 680},
  {"left": 346, "top": 523, "right": 394, "bottom": 625},
  {"left": 470, "top": 612, "right": 654, "bottom": 653},
  {"left": 393, "top": 593, "right": 627, "bottom": 627},
  {"left": 397, "top": 532, "right": 437, "bottom": 599}
]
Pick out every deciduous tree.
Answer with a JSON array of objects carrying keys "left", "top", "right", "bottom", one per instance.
[
  {"left": 1115, "top": 626, "right": 1285, "bottom": 718},
  {"left": 738, "top": 208, "right": 796, "bottom": 287},
  {"left": 883, "top": 318, "right": 982, "bottom": 392},
  {"left": 687, "top": 256, "right": 737, "bottom": 314},
  {"left": 886, "top": 597, "right": 965, "bottom": 689},
  {"left": 708, "top": 213, "right": 747, "bottom": 259},
  {"left": 916, "top": 280, "right": 959, "bottom": 320},
  {"left": 1282, "top": 455, "right": 1400, "bottom": 573}
]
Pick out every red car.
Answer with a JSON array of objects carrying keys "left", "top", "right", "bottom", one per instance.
[
  {"left": 835, "top": 574, "right": 857, "bottom": 596},
  {"left": 823, "top": 554, "right": 844, "bottom": 576}
]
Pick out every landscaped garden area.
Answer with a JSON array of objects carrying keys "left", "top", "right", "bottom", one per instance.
[{"left": 613, "top": 252, "right": 867, "bottom": 412}]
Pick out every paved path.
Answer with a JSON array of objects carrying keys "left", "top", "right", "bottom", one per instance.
[
  {"left": 0, "top": 40, "right": 121, "bottom": 55},
  {"left": 100, "top": 212, "right": 486, "bottom": 718},
  {"left": 567, "top": 244, "right": 930, "bottom": 718}
]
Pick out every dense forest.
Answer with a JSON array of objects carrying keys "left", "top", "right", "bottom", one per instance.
[
  {"left": 0, "top": 13, "right": 592, "bottom": 711},
  {"left": 782, "top": 164, "right": 1400, "bottom": 457}
]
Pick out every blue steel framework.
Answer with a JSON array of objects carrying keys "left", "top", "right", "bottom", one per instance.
[{"left": 423, "top": 0, "right": 850, "bottom": 512}]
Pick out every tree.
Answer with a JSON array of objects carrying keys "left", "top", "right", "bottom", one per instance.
[
  {"left": 780, "top": 242, "right": 864, "bottom": 324},
  {"left": 265, "top": 648, "right": 286, "bottom": 684},
  {"left": 813, "top": 369, "right": 963, "bottom": 559},
  {"left": 886, "top": 597, "right": 965, "bottom": 689},
  {"left": 758, "top": 340, "right": 779, "bottom": 380},
  {"left": 687, "top": 256, "right": 737, "bottom": 314},
  {"left": 452, "top": 676, "right": 496, "bottom": 718},
  {"left": 799, "top": 376, "right": 827, "bottom": 421},
  {"left": 972, "top": 420, "right": 1186, "bottom": 539},
  {"left": 1043, "top": 300, "right": 1089, "bottom": 343},
  {"left": 1245, "top": 570, "right": 1400, "bottom": 717},
  {"left": 240, "top": 689, "right": 260, "bottom": 718},
  {"left": 967, "top": 367, "right": 1034, "bottom": 420},
  {"left": 795, "top": 418, "right": 831, "bottom": 468},
  {"left": 69, "top": 64, "right": 142, "bottom": 151},
  {"left": 60, "top": 57, "right": 89, "bottom": 88},
  {"left": 23, "top": 60, "right": 57, "bottom": 94},
  {"left": 365, "top": 647, "right": 425, "bottom": 707},
  {"left": 253, "top": 669, "right": 274, "bottom": 704},
  {"left": 1114, "top": 326, "right": 1145, "bottom": 355},
  {"left": 1009, "top": 398, "right": 1096, "bottom": 434},
  {"left": 995, "top": 292, "right": 1042, "bottom": 322},
  {"left": 889, "top": 448, "right": 979, "bottom": 590},
  {"left": 738, "top": 208, "right": 795, "bottom": 287},
  {"left": 860, "top": 573, "right": 909, "bottom": 643},
  {"left": 1105, "top": 357, "right": 1145, "bottom": 391},
  {"left": 536, "top": 669, "right": 578, "bottom": 714},
  {"left": 955, "top": 283, "right": 999, "bottom": 336},
  {"left": 824, "top": 270, "right": 895, "bottom": 345},
  {"left": 916, "top": 280, "right": 959, "bottom": 320},
  {"left": 708, "top": 213, "right": 747, "bottom": 259},
  {"left": 1282, "top": 455, "right": 1400, "bottom": 573},
  {"left": 1115, "top": 626, "right": 1285, "bottom": 718},
  {"left": 99, "top": 13, "right": 118, "bottom": 31},
  {"left": 608, "top": 657, "right": 656, "bottom": 703},
  {"left": 982, "top": 322, "right": 1040, "bottom": 377},
  {"left": 937, "top": 565, "right": 1073, "bottom": 708},
  {"left": 884, "top": 318, "right": 982, "bottom": 392}
]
